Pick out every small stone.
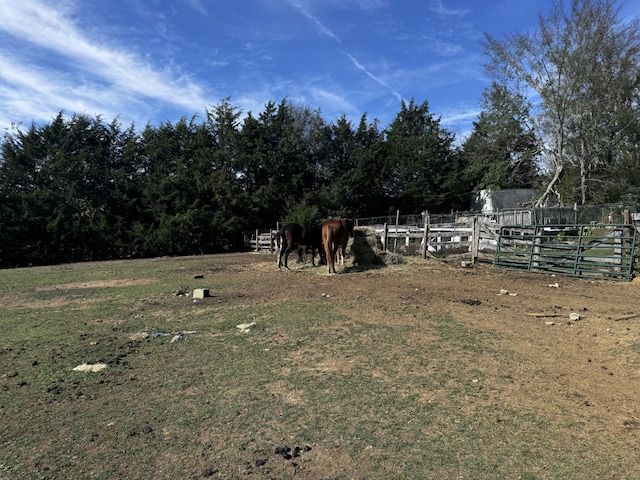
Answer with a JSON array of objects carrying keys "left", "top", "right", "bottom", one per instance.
[{"left": 73, "top": 363, "right": 107, "bottom": 372}]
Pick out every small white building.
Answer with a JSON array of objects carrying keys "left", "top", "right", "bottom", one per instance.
[{"left": 471, "top": 189, "right": 539, "bottom": 213}]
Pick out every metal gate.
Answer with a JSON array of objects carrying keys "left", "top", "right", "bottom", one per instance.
[{"left": 494, "top": 224, "right": 637, "bottom": 281}]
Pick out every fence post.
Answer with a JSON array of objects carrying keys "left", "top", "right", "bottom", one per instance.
[
  {"left": 421, "top": 219, "right": 429, "bottom": 259},
  {"left": 532, "top": 226, "right": 541, "bottom": 269},
  {"left": 623, "top": 210, "right": 631, "bottom": 265},
  {"left": 383, "top": 223, "right": 389, "bottom": 252},
  {"left": 255, "top": 229, "right": 259, "bottom": 252},
  {"left": 471, "top": 216, "right": 479, "bottom": 264}
]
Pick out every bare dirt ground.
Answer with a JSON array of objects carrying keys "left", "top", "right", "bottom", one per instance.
[{"left": 237, "top": 250, "right": 640, "bottom": 439}]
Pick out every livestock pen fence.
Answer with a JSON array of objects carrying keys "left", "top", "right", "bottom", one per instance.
[
  {"left": 247, "top": 203, "right": 640, "bottom": 280},
  {"left": 247, "top": 211, "right": 533, "bottom": 261},
  {"left": 494, "top": 223, "right": 637, "bottom": 281}
]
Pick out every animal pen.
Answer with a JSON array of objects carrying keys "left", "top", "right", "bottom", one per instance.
[{"left": 248, "top": 206, "right": 640, "bottom": 280}]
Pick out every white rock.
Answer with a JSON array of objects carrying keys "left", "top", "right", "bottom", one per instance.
[{"left": 73, "top": 363, "right": 107, "bottom": 372}]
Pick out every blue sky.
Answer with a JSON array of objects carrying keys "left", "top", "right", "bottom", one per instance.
[{"left": 0, "top": 0, "right": 637, "bottom": 142}]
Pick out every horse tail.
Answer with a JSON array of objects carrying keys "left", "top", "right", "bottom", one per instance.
[{"left": 275, "top": 229, "right": 283, "bottom": 268}]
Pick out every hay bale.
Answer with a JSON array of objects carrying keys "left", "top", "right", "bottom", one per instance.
[{"left": 351, "top": 227, "right": 387, "bottom": 266}]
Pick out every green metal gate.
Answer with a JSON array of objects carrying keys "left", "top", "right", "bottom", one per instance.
[{"left": 494, "top": 224, "right": 637, "bottom": 281}]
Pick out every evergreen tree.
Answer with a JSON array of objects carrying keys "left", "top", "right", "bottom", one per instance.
[
  {"left": 384, "top": 99, "right": 462, "bottom": 213},
  {"left": 463, "top": 83, "right": 539, "bottom": 191}
]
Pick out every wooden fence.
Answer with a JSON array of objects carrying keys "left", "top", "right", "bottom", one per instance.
[
  {"left": 248, "top": 229, "right": 279, "bottom": 253},
  {"left": 248, "top": 219, "right": 500, "bottom": 263},
  {"left": 366, "top": 219, "right": 499, "bottom": 262},
  {"left": 247, "top": 212, "right": 639, "bottom": 280}
]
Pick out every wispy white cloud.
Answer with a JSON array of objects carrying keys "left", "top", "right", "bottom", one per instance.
[
  {"left": 182, "top": 0, "right": 207, "bottom": 16},
  {"left": 440, "top": 104, "right": 481, "bottom": 142},
  {"left": 344, "top": 53, "right": 403, "bottom": 102},
  {"left": 282, "top": 0, "right": 404, "bottom": 107},
  {"left": 442, "top": 105, "right": 481, "bottom": 125},
  {"left": 284, "top": 0, "right": 341, "bottom": 42},
  {"left": 306, "top": 87, "right": 359, "bottom": 118},
  {"left": 0, "top": 0, "right": 509, "bottom": 138},
  {"left": 430, "top": 0, "right": 470, "bottom": 17},
  {"left": 0, "top": 0, "right": 211, "bottom": 126},
  {"left": 423, "top": 37, "right": 465, "bottom": 57},
  {"left": 354, "top": 0, "right": 388, "bottom": 10}
]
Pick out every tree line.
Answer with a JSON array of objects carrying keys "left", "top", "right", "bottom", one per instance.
[
  {"left": 1, "top": 0, "right": 638, "bottom": 268},
  {"left": 0, "top": 99, "right": 470, "bottom": 266}
]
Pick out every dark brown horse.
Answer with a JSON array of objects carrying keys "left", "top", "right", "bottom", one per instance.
[
  {"left": 302, "top": 225, "right": 325, "bottom": 266},
  {"left": 276, "top": 223, "right": 324, "bottom": 270},
  {"left": 321, "top": 218, "right": 354, "bottom": 273}
]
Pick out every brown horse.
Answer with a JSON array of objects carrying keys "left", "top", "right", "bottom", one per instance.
[
  {"left": 321, "top": 218, "right": 354, "bottom": 273},
  {"left": 337, "top": 218, "right": 354, "bottom": 265}
]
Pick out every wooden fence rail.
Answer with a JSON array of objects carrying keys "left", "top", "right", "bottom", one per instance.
[
  {"left": 248, "top": 229, "right": 278, "bottom": 253},
  {"left": 248, "top": 219, "right": 638, "bottom": 281},
  {"left": 248, "top": 220, "right": 500, "bottom": 262},
  {"left": 369, "top": 219, "right": 499, "bottom": 262}
]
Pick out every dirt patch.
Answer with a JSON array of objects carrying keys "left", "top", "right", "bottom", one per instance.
[
  {"left": 226, "top": 253, "right": 640, "bottom": 435},
  {"left": 166, "top": 251, "right": 640, "bottom": 437},
  {"left": 38, "top": 278, "right": 155, "bottom": 290},
  {"left": 0, "top": 278, "right": 156, "bottom": 309}
]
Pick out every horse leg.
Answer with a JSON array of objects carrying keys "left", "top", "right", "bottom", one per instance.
[
  {"left": 310, "top": 246, "right": 316, "bottom": 267},
  {"left": 276, "top": 234, "right": 283, "bottom": 269},
  {"left": 278, "top": 244, "right": 285, "bottom": 270},
  {"left": 319, "top": 245, "right": 327, "bottom": 265},
  {"left": 331, "top": 244, "right": 338, "bottom": 273},
  {"left": 328, "top": 243, "right": 338, "bottom": 273},
  {"left": 324, "top": 242, "right": 333, "bottom": 273},
  {"left": 283, "top": 246, "right": 294, "bottom": 270}
]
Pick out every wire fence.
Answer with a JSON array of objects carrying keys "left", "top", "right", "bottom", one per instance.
[{"left": 355, "top": 203, "right": 640, "bottom": 228}]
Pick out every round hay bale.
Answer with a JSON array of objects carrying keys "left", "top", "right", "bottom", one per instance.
[{"left": 351, "top": 226, "right": 387, "bottom": 266}]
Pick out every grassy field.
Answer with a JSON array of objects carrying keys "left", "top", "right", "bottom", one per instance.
[{"left": 1, "top": 254, "right": 638, "bottom": 479}]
